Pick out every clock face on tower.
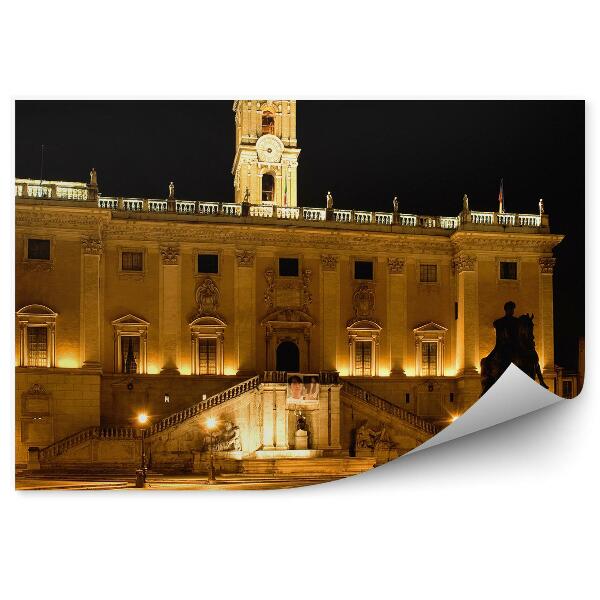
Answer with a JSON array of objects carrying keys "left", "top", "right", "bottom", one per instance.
[{"left": 256, "top": 134, "right": 284, "bottom": 163}]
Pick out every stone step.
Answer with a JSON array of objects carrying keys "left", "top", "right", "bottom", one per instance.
[{"left": 239, "top": 457, "right": 375, "bottom": 477}]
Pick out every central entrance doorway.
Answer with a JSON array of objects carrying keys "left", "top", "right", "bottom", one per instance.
[{"left": 276, "top": 341, "right": 300, "bottom": 372}]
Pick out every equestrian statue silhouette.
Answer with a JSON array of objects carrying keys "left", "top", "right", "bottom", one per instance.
[{"left": 480, "top": 301, "right": 548, "bottom": 397}]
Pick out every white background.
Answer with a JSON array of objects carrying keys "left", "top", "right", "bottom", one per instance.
[{"left": 0, "top": 2, "right": 597, "bottom": 599}]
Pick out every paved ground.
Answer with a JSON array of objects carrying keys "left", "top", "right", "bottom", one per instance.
[{"left": 15, "top": 473, "right": 341, "bottom": 491}]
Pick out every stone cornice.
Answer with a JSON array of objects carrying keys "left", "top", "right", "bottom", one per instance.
[
  {"left": 16, "top": 205, "right": 110, "bottom": 230},
  {"left": 16, "top": 204, "right": 563, "bottom": 256},
  {"left": 451, "top": 230, "right": 564, "bottom": 254}
]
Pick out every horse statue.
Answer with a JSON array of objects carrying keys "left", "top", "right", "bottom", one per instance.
[
  {"left": 513, "top": 313, "right": 548, "bottom": 389},
  {"left": 480, "top": 302, "right": 548, "bottom": 396}
]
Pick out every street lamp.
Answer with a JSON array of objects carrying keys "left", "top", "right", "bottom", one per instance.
[
  {"left": 136, "top": 412, "right": 149, "bottom": 488},
  {"left": 206, "top": 416, "right": 217, "bottom": 484}
]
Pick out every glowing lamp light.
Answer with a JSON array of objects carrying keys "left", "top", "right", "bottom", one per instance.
[
  {"left": 206, "top": 417, "right": 217, "bottom": 430},
  {"left": 450, "top": 415, "right": 459, "bottom": 422},
  {"left": 137, "top": 413, "right": 149, "bottom": 425}
]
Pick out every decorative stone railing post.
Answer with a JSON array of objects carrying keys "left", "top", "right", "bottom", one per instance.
[
  {"left": 159, "top": 246, "right": 181, "bottom": 374},
  {"left": 81, "top": 237, "right": 103, "bottom": 369}
]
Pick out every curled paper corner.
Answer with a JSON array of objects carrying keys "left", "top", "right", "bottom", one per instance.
[{"left": 408, "top": 364, "right": 563, "bottom": 455}]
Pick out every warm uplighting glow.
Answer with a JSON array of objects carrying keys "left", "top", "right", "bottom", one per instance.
[
  {"left": 379, "top": 368, "right": 391, "bottom": 377},
  {"left": 206, "top": 417, "right": 217, "bottom": 430},
  {"left": 146, "top": 363, "right": 159, "bottom": 374},
  {"left": 57, "top": 356, "right": 79, "bottom": 368},
  {"left": 137, "top": 413, "right": 149, "bottom": 425},
  {"left": 223, "top": 366, "right": 236, "bottom": 376},
  {"left": 450, "top": 415, "right": 459, "bottom": 422},
  {"left": 179, "top": 365, "right": 191, "bottom": 376}
]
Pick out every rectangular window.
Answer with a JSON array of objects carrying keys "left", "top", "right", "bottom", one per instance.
[
  {"left": 354, "top": 260, "right": 373, "bottom": 280},
  {"left": 121, "top": 335, "right": 140, "bottom": 374},
  {"left": 122, "top": 251, "right": 143, "bottom": 272},
  {"left": 354, "top": 341, "right": 372, "bottom": 376},
  {"left": 420, "top": 264, "right": 437, "bottom": 283},
  {"left": 500, "top": 261, "right": 517, "bottom": 280},
  {"left": 198, "top": 253, "right": 219, "bottom": 274},
  {"left": 27, "top": 326, "right": 48, "bottom": 367},
  {"left": 421, "top": 341, "right": 438, "bottom": 376},
  {"left": 28, "top": 238, "right": 50, "bottom": 260},
  {"left": 279, "top": 257, "right": 299, "bottom": 277},
  {"left": 198, "top": 338, "right": 217, "bottom": 375}
]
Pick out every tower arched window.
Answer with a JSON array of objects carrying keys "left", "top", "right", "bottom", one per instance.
[
  {"left": 262, "top": 174, "right": 275, "bottom": 203},
  {"left": 262, "top": 111, "right": 275, "bottom": 135}
]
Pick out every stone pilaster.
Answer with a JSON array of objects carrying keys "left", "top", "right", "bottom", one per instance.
[
  {"left": 454, "top": 254, "right": 479, "bottom": 376},
  {"left": 320, "top": 255, "right": 340, "bottom": 372},
  {"left": 274, "top": 386, "right": 288, "bottom": 449},
  {"left": 234, "top": 250, "right": 256, "bottom": 375},
  {"left": 260, "top": 386, "right": 276, "bottom": 450},
  {"left": 313, "top": 384, "right": 342, "bottom": 451},
  {"left": 387, "top": 257, "right": 406, "bottom": 375},
  {"left": 81, "top": 238, "right": 103, "bottom": 369},
  {"left": 539, "top": 257, "right": 557, "bottom": 390},
  {"left": 159, "top": 246, "right": 181, "bottom": 374}
]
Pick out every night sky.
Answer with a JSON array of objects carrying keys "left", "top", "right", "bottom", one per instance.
[{"left": 15, "top": 100, "right": 584, "bottom": 369}]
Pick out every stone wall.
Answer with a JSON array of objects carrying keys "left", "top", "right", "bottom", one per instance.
[{"left": 16, "top": 369, "right": 101, "bottom": 467}]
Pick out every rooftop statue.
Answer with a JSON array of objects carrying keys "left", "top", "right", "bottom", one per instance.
[{"left": 480, "top": 301, "right": 548, "bottom": 396}]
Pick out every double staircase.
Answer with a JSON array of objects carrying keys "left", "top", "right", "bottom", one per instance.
[{"left": 36, "top": 373, "right": 438, "bottom": 474}]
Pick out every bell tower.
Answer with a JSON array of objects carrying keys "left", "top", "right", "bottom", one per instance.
[{"left": 232, "top": 100, "right": 300, "bottom": 207}]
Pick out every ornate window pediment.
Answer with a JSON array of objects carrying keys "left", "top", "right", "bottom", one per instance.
[
  {"left": 112, "top": 313, "right": 149, "bottom": 374},
  {"left": 413, "top": 322, "right": 448, "bottom": 376},
  {"left": 17, "top": 304, "right": 57, "bottom": 318},
  {"left": 16, "top": 304, "right": 57, "bottom": 368},
  {"left": 413, "top": 321, "right": 448, "bottom": 334},
  {"left": 112, "top": 314, "right": 150, "bottom": 327}
]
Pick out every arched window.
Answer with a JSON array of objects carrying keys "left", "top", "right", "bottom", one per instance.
[
  {"left": 262, "top": 174, "right": 275, "bottom": 203},
  {"left": 347, "top": 320, "right": 382, "bottom": 376},
  {"left": 276, "top": 340, "right": 300, "bottom": 372},
  {"left": 262, "top": 111, "right": 275, "bottom": 135},
  {"left": 16, "top": 304, "right": 57, "bottom": 368}
]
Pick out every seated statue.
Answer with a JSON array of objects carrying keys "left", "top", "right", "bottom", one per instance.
[{"left": 355, "top": 421, "right": 377, "bottom": 450}]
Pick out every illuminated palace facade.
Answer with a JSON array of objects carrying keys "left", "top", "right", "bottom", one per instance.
[{"left": 15, "top": 100, "right": 563, "bottom": 472}]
